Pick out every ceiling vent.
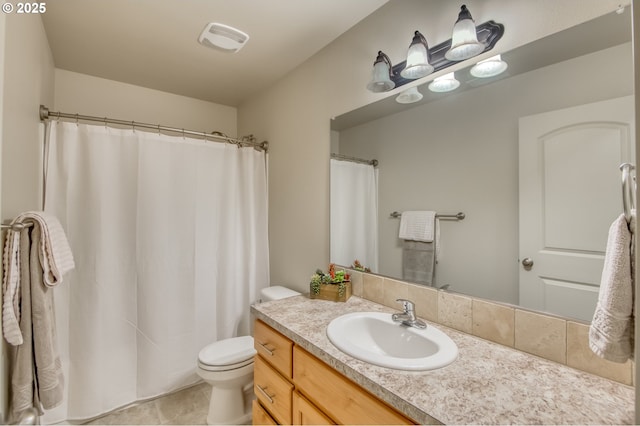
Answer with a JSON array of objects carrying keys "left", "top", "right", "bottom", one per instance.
[{"left": 198, "top": 23, "right": 249, "bottom": 53}]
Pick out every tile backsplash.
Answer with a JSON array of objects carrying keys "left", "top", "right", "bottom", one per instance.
[{"left": 347, "top": 269, "right": 634, "bottom": 386}]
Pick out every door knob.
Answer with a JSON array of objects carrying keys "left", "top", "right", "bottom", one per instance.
[{"left": 522, "top": 257, "right": 534, "bottom": 269}]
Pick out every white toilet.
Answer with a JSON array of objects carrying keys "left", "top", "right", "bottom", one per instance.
[{"left": 197, "top": 285, "right": 300, "bottom": 425}]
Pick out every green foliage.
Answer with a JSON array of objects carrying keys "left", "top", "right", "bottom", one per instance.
[
  {"left": 310, "top": 273, "right": 322, "bottom": 294},
  {"left": 309, "top": 264, "right": 351, "bottom": 295}
]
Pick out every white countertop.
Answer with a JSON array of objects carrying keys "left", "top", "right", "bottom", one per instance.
[{"left": 251, "top": 295, "right": 634, "bottom": 425}]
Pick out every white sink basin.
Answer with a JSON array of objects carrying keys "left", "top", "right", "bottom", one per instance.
[{"left": 326, "top": 312, "right": 458, "bottom": 371}]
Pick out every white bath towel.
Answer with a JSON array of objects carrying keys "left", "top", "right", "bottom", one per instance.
[
  {"left": 399, "top": 211, "right": 436, "bottom": 242},
  {"left": 2, "top": 230, "right": 23, "bottom": 345},
  {"left": 589, "top": 214, "right": 634, "bottom": 362},
  {"left": 2, "top": 212, "right": 74, "bottom": 345},
  {"left": 14, "top": 211, "right": 75, "bottom": 287}
]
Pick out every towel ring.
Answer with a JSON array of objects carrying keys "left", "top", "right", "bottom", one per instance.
[{"left": 620, "top": 163, "right": 636, "bottom": 223}]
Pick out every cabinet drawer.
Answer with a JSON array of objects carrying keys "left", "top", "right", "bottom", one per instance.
[
  {"left": 252, "top": 399, "right": 277, "bottom": 425},
  {"left": 254, "top": 320, "right": 294, "bottom": 379},
  {"left": 292, "top": 391, "right": 335, "bottom": 425},
  {"left": 254, "top": 354, "right": 294, "bottom": 425},
  {"left": 293, "top": 346, "right": 414, "bottom": 425}
]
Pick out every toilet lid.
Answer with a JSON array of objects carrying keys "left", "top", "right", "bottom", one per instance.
[
  {"left": 261, "top": 286, "right": 301, "bottom": 301},
  {"left": 198, "top": 336, "right": 256, "bottom": 367}
]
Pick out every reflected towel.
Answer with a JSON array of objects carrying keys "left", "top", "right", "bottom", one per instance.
[
  {"left": 399, "top": 211, "right": 436, "bottom": 242},
  {"left": 402, "top": 240, "right": 435, "bottom": 286},
  {"left": 589, "top": 214, "right": 634, "bottom": 362}
]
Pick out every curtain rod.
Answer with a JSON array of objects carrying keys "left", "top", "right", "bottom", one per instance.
[
  {"left": 331, "top": 153, "right": 378, "bottom": 167},
  {"left": 39, "top": 105, "right": 268, "bottom": 152}
]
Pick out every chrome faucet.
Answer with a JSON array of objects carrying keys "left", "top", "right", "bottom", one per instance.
[{"left": 391, "top": 299, "right": 427, "bottom": 329}]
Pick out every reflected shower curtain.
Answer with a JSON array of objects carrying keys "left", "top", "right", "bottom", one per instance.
[
  {"left": 330, "top": 159, "right": 378, "bottom": 272},
  {"left": 42, "top": 121, "right": 269, "bottom": 423}
]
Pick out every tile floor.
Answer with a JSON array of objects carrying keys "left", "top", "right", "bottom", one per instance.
[{"left": 84, "top": 383, "right": 210, "bottom": 425}]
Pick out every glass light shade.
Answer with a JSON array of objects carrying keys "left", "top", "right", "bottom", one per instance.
[
  {"left": 400, "top": 32, "right": 433, "bottom": 79},
  {"left": 445, "top": 6, "right": 485, "bottom": 61},
  {"left": 470, "top": 54, "right": 508, "bottom": 78},
  {"left": 366, "top": 55, "right": 395, "bottom": 92},
  {"left": 428, "top": 72, "right": 460, "bottom": 93},
  {"left": 396, "top": 86, "right": 423, "bottom": 104}
]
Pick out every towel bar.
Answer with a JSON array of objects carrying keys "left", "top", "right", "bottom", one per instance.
[
  {"left": 1, "top": 222, "right": 34, "bottom": 231},
  {"left": 390, "top": 211, "right": 465, "bottom": 220}
]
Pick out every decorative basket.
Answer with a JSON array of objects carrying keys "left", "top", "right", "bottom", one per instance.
[
  {"left": 309, "top": 264, "right": 352, "bottom": 302},
  {"left": 310, "top": 281, "right": 352, "bottom": 302}
]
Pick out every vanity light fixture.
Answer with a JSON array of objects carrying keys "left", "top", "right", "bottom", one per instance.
[
  {"left": 366, "top": 51, "right": 396, "bottom": 93},
  {"left": 470, "top": 54, "right": 508, "bottom": 78},
  {"left": 365, "top": 6, "right": 504, "bottom": 93},
  {"left": 428, "top": 72, "right": 460, "bottom": 93},
  {"left": 396, "top": 86, "right": 423, "bottom": 104},
  {"left": 400, "top": 31, "right": 433, "bottom": 79},
  {"left": 445, "top": 5, "right": 485, "bottom": 61}
]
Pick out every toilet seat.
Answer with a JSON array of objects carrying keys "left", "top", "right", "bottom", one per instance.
[{"left": 198, "top": 336, "right": 256, "bottom": 372}]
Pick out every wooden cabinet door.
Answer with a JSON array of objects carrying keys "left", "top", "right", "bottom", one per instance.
[
  {"left": 254, "top": 320, "right": 294, "bottom": 379},
  {"left": 293, "top": 346, "right": 414, "bottom": 425},
  {"left": 292, "top": 391, "right": 335, "bottom": 425},
  {"left": 252, "top": 399, "right": 277, "bottom": 425},
  {"left": 254, "top": 354, "right": 294, "bottom": 425}
]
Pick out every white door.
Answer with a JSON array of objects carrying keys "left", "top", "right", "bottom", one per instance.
[{"left": 519, "top": 96, "right": 634, "bottom": 321}]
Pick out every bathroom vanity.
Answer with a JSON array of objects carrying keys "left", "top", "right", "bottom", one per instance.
[
  {"left": 253, "top": 319, "right": 413, "bottom": 424},
  {"left": 251, "top": 295, "right": 634, "bottom": 425}
]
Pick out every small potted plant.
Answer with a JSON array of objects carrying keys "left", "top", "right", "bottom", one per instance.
[
  {"left": 309, "top": 263, "right": 352, "bottom": 302},
  {"left": 351, "top": 259, "right": 371, "bottom": 273}
]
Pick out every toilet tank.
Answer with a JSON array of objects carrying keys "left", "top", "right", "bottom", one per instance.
[{"left": 260, "top": 286, "right": 300, "bottom": 302}]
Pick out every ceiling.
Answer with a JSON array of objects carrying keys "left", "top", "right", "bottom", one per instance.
[{"left": 41, "top": 0, "right": 388, "bottom": 107}]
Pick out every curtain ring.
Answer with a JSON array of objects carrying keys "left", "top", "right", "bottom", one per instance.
[
  {"left": 75, "top": 113, "right": 79, "bottom": 126},
  {"left": 182, "top": 128, "right": 185, "bottom": 139},
  {"left": 157, "top": 124, "right": 161, "bottom": 136},
  {"left": 103, "top": 117, "right": 108, "bottom": 129},
  {"left": 131, "top": 121, "right": 136, "bottom": 132}
]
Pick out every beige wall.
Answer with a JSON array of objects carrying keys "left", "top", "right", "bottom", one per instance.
[
  {"left": 0, "top": 13, "right": 55, "bottom": 422},
  {"left": 337, "top": 43, "right": 633, "bottom": 305},
  {"left": 1, "top": 15, "right": 55, "bottom": 219},
  {"left": 54, "top": 69, "right": 237, "bottom": 137},
  {"left": 237, "top": 0, "right": 628, "bottom": 294}
]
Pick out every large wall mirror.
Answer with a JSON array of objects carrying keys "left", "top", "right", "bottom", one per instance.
[{"left": 330, "top": 9, "right": 634, "bottom": 323}]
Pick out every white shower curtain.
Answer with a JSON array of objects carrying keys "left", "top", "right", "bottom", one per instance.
[
  {"left": 42, "top": 121, "right": 269, "bottom": 423},
  {"left": 330, "top": 159, "right": 378, "bottom": 272}
]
